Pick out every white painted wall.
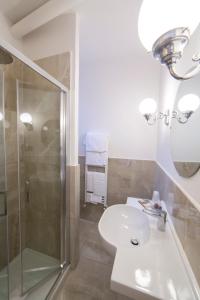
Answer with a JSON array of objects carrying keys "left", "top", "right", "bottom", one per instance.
[
  {"left": 78, "top": 0, "right": 160, "bottom": 160},
  {"left": 79, "top": 56, "right": 160, "bottom": 159},
  {"left": 22, "top": 14, "right": 76, "bottom": 60},
  {"left": 157, "top": 24, "right": 200, "bottom": 207},
  {"left": 0, "top": 11, "right": 23, "bottom": 51},
  {"left": 23, "top": 13, "right": 79, "bottom": 165}
]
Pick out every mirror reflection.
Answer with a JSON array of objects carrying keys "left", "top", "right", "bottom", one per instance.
[{"left": 171, "top": 75, "right": 200, "bottom": 178}]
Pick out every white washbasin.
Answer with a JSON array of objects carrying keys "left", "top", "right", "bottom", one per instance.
[
  {"left": 98, "top": 199, "right": 199, "bottom": 300},
  {"left": 98, "top": 204, "right": 150, "bottom": 255}
]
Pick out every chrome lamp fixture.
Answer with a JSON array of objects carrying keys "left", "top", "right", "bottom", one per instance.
[
  {"left": 139, "top": 95, "right": 200, "bottom": 126},
  {"left": 139, "top": 98, "right": 170, "bottom": 126},
  {"left": 173, "top": 93, "right": 200, "bottom": 124},
  {"left": 138, "top": 0, "right": 200, "bottom": 80}
]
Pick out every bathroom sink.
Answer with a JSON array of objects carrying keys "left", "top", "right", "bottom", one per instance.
[
  {"left": 98, "top": 199, "right": 198, "bottom": 300},
  {"left": 98, "top": 204, "right": 150, "bottom": 255}
]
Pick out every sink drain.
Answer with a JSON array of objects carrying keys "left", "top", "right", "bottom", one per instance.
[{"left": 130, "top": 238, "right": 139, "bottom": 246}]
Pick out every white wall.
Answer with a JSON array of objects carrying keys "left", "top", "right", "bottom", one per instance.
[
  {"left": 23, "top": 13, "right": 79, "bottom": 165},
  {"left": 78, "top": 0, "right": 160, "bottom": 160},
  {"left": 157, "top": 24, "right": 200, "bottom": 208},
  {"left": 79, "top": 56, "right": 160, "bottom": 159},
  {"left": 0, "top": 11, "right": 23, "bottom": 51}
]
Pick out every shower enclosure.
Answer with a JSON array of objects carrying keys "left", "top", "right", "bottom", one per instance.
[{"left": 0, "top": 46, "right": 69, "bottom": 300}]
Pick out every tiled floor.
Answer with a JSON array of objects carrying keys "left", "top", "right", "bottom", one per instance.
[
  {"left": 80, "top": 203, "right": 105, "bottom": 223},
  {"left": 57, "top": 205, "right": 132, "bottom": 300}
]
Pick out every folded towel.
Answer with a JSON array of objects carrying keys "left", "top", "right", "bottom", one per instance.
[
  {"left": 86, "top": 172, "right": 106, "bottom": 195},
  {"left": 93, "top": 172, "right": 106, "bottom": 196},
  {"left": 86, "top": 151, "right": 108, "bottom": 166},
  {"left": 86, "top": 172, "right": 94, "bottom": 192},
  {"left": 86, "top": 132, "right": 108, "bottom": 152},
  {"left": 86, "top": 193, "right": 103, "bottom": 204}
]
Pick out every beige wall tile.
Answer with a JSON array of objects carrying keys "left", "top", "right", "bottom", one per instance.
[
  {"left": 155, "top": 164, "right": 200, "bottom": 286},
  {"left": 69, "top": 165, "right": 80, "bottom": 269},
  {"left": 79, "top": 156, "right": 200, "bottom": 287},
  {"left": 79, "top": 156, "right": 157, "bottom": 207},
  {"left": 35, "top": 53, "right": 70, "bottom": 88}
]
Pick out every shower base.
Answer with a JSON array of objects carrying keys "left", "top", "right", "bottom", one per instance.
[{"left": 0, "top": 248, "right": 60, "bottom": 300}]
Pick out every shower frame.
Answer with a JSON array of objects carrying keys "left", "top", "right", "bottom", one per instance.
[{"left": 0, "top": 38, "right": 70, "bottom": 300}]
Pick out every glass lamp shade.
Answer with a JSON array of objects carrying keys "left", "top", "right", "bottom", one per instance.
[
  {"left": 139, "top": 98, "right": 157, "bottom": 115},
  {"left": 20, "top": 112, "right": 32, "bottom": 124},
  {"left": 178, "top": 94, "right": 200, "bottom": 112},
  {"left": 138, "top": 0, "right": 200, "bottom": 51}
]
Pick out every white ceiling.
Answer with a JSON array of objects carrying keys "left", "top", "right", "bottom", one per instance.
[
  {"left": 0, "top": 0, "right": 155, "bottom": 64},
  {"left": 76, "top": 0, "right": 148, "bottom": 61},
  {"left": 0, "top": 0, "right": 49, "bottom": 24}
]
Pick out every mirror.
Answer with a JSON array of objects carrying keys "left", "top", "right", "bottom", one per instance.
[{"left": 170, "top": 74, "right": 200, "bottom": 178}]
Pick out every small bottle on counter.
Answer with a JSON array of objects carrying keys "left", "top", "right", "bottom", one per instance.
[{"left": 152, "top": 190, "right": 162, "bottom": 209}]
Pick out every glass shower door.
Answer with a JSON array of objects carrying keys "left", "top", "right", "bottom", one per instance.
[
  {"left": 0, "top": 69, "right": 9, "bottom": 300},
  {"left": 17, "top": 65, "right": 66, "bottom": 294}
]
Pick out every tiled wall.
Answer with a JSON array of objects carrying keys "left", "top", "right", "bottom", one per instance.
[
  {"left": 4, "top": 60, "right": 23, "bottom": 268},
  {"left": 35, "top": 53, "right": 80, "bottom": 267},
  {"left": 80, "top": 155, "right": 200, "bottom": 287},
  {"left": 79, "top": 156, "right": 157, "bottom": 208},
  {"left": 155, "top": 165, "right": 200, "bottom": 287},
  {"left": 20, "top": 79, "right": 61, "bottom": 259},
  {"left": 0, "top": 52, "right": 71, "bottom": 270},
  {"left": 14, "top": 52, "right": 71, "bottom": 259},
  {"left": 0, "top": 59, "right": 24, "bottom": 290},
  {"left": 35, "top": 53, "right": 70, "bottom": 88}
]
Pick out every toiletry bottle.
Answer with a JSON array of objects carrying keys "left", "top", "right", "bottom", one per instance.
[{"left": 152, "top": 191, "right": 161, "bottom": 209}]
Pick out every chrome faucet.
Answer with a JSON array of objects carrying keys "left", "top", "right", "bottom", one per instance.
[
  {"left": 143, "top": 206, "right": 167, "bottom": 232},
  {"left": 157, "top": 210, "right": 167, "bottom": 232}
]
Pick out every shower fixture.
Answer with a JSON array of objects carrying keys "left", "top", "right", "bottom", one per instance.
[{"left": 138, "top": 0, "right": 200, "bottom": 80}]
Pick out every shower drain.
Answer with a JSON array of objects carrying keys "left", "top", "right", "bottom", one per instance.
[{"left": 130, "top": 238, "right": 139, "bottom": 246}]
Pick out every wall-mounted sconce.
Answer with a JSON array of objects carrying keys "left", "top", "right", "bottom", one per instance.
[
  {"left": 139, "top": 98, "right": 170, "bottom": 126},
  {"left": 139, "top": 98, "right": 158, "bottom": 125},
  {"left": 139, "top": 95, "right": 200, "bottom": 126},
  {"left": 20, "top": 112, "right": 33, "bottom": 130},
  {"left": 138, "top": 0, "right": 200, "bottom": 80},
  {"left": 173, "top": 93, "right": 200, "bottom": 124},
  {"left": 0, "top": 112, "right": 3, "bottom": 121}
]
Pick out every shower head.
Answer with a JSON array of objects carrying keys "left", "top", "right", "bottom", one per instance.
[{"left": 0, "top": 47, "right": 13, "bottom": 64}]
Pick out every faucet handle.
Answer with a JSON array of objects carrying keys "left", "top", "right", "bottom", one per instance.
[
  {"left": 157, "top": 210, "right": 167, "bottom": 232},
  {"left": 160, "top": 210, "right": 167, "bottom": 222}
]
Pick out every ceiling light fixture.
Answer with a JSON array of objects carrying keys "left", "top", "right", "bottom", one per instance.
[{"left": 138, "top": 0, "right": 200, "bottom": 80}]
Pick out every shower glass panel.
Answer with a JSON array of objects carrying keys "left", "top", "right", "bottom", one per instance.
[
  {"left": 0, "top": 46, "right": 68, "bottom": 299},
  {"left": 17, "top": 65, "right": 65, "bottom": 294},
  {"left": 0, "top": 69, "right": 9, "bottom": 300}
]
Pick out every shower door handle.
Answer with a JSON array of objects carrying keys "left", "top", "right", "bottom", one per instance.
[{"left": 0, "top": 192, "right": 7, "bottom": 217}]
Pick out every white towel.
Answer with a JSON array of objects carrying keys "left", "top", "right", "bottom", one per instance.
[
  {"left": 86, "top": 172, "right": 106, "bottom": 197},
  {"left": 86, "top": 193, "right": 103, "bottom": 204},
  {"left": 86, "top": 172, "right": 94, "bottom": 192},
  {"left": 91, "top": 194, "right": 103, "bottom": 204},
  {"left": 86, "top": 133, "right": 108, "bottom": 152},
  {"left": 86, "top": 151, "right": 108, "bottom": 166},
  {"left": 93, "top": 172, "right": 106, "bottom": 196}
]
